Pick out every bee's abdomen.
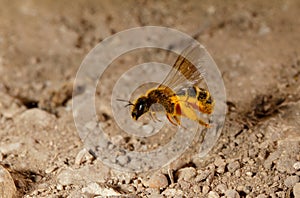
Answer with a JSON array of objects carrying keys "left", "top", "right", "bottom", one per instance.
[
  {"left": 176, "top": 86, "right": 210, "bottom": 101},
  {"left": 176, "top": 86, "right": 214, "bottom": 114}
]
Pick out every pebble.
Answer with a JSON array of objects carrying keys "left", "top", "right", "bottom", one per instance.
[
  {"left": 202, "top": 185, "right": 210, "bottom": 194},
  {"left": 256, "top": 194, "right": 267, "bottom": 198},
  {"left": 56, "top": 184, "right": 63, "bottom": 191},
  {"left": 177, "top": 167, "right": 196, "bottom": 181},
  {"left": 214, "top": 157, "right": 226, "bottom": 168},
  {"left": 74, "top": 148, "right": 94, "bottom": 166},
  {"left": 294, "top": 162, "right": 300, "bottom": 171},
  {"left": 208, "top": 191, "right": 220, "bottom": 198},
  {"left": 195, "top": 170, "right": 210, "bottom": 182},
  {"left": 258, "top": 23, "right": 271, "bottom": 36},
  {"left": 284, "top": 175, "right": 299, "bottom": 188},
  {"left": 82, "top": 182, "right": 120, "bottom": 196},
  {"left": 293, "top": 183, "right": 300, "bottom": 198},
  {"left": 216, "top": 183, "right": 227, "bottom": 194},
  {"left": 0, "top": 165, "right": 16, "bottom": 198},
  {"left": 145, "top": 173, "right": 168, "bottom": 189},
  {"left": 214, "top": 158, "right": 226, "bottom": 174},
  {"left": 225, "top": 189, "right": 240, "bottom": 198},
  {"left": 57, "top": 165, "right": 110, "bottom": 186},
  {"left": 162, "top": 189, "right": 183, "bottom": 197},
  {"left": 246, "top": 171, "right": 253, "bottom": 177},
  {"left": 227, "top": 161, "right": 240, "bottom": 173}
]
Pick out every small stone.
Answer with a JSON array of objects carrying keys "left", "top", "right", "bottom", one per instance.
[
  {"left": 145, "top": 173, "right": 168, "bottom": 189},
  {"left": 214, "top": 157, "right": 226, "bottom": 174},
  {"left": 216, "top": 183, "right": 227, "bottom": 194},
  {"left": 284, "top": 175, "right": 299, "bottom": 188},
  {"left": 216, "top": 166, "right": 225, "bottom": 174},
  {"left": 116, "top": 155, "right": 130, "bottom": 166},
  {"left": 195, "top": 170, "right": 210, "bottom": 182},
  {"left": 227, "top": 161, "right": 240, "bottom": 173},
  {"left": 202, "top": 185, "right": 210, "bottom": 194},
  {"left": 293, "top": 162, "right": 300, "bottom": 170},
  {"left": 293, "top": 183, "right": 300, "bottom": 197},
  {"left": 146, "top": 188, "right": 162, "bottom": 198},
  {"left": 177, "top": 167, "right": 196, "bottom": 181},
  {"left": 82, "top": 182, "right": 120, "bottom": 196},
  {"left": 225, "top": 189, "right": 240, "bottom": 198},
  {"left": 256, "top": 194, "right": 267, "bottom": 198},
  {"left": 214, "top": 157, "right": 226, "bottom": 168},
  {"left": 56, "top": 184, "right": 63, "bottom": 191},
  {"left": 57, "top": 164, "right": 110, "bottom": 186},
  {"left": 162, "top": 189, "right": 183, "bottom": 197},
  {"left": 236, "top": 186, "right": 244, "bottom": 192},
  {"left": 235, "top": 169, "right": 241, "bottom": 177},
  {"left": 258, "top": 23, "right": 271, "bottom": 36},
  {"left": 75, "top": 148, "right": 94, "bottom": 166},
  {"left": 208, "top": 191, "right": 220, "bottom": 198},
  {"left": 246, "top": 171, "right": 253, "bottom": 177},
  {"left": 0, "top": 165, "right": 17, "bottom": 198}
]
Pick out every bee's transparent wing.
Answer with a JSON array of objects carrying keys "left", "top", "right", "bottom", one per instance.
[{"left": 158, "top": 43, "right": 205, "bottom": 91}]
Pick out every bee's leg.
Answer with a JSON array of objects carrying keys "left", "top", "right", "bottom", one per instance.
[
  {"left": 173, "top": 115, "right": 181, "bottom": 126},
  {"left": 166, "top": 114, "right": 178, "bottom": 126},
  {"left": 180, "top": 102, "right": 210, "bottom": 127},
  {"left": 198, "top": 118, "right": 210, "bottom": 128}
]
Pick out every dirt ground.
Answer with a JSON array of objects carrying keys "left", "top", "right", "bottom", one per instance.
[{"left": 0, "top": 0, "right": 300, "bottom": 197}]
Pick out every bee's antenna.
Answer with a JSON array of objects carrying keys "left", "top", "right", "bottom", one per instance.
[{"left": 116, "top": 98, "right": 134, "bottom": 107}]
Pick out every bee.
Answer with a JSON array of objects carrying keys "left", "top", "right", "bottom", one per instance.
[{"left": 120, "top": 44, "right": 214, "bottom": 127}]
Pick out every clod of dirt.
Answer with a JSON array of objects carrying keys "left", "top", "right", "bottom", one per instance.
[{"left": 0, "top": 165, "right": 16, "bottom": 198}]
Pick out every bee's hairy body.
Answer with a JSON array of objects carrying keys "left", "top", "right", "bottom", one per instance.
[{"left": 131, "top": 86, "right": 214, "bottom": 127}]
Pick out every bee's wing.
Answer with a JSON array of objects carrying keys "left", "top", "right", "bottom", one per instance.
[{"left": 158, "top": 43, "right": 205, "bottom": 91}]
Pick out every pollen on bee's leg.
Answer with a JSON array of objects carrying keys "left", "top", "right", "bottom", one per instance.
[{"left": 173, "top": 116, "right": 181, "bottom": 125}]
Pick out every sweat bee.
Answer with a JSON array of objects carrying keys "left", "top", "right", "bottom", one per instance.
[{"left": 120, "top": 44, "right": 214, "bottom": 127}]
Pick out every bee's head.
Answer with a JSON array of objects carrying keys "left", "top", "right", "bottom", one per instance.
[{"left": 131, "top": 96, "right": 149, "bottom": 120}]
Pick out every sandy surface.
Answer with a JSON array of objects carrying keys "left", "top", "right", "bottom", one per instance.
[{"left": 0, "top": 0, "right": 299, "bottom": 197}]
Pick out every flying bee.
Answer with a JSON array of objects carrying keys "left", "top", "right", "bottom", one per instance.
[{"left": 120, "top": 44, "right": 214, "bottom": 127}]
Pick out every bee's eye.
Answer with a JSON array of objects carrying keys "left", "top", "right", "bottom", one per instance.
[{"left": 138, "top": 104, "right": 143, "bottom": 111}]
